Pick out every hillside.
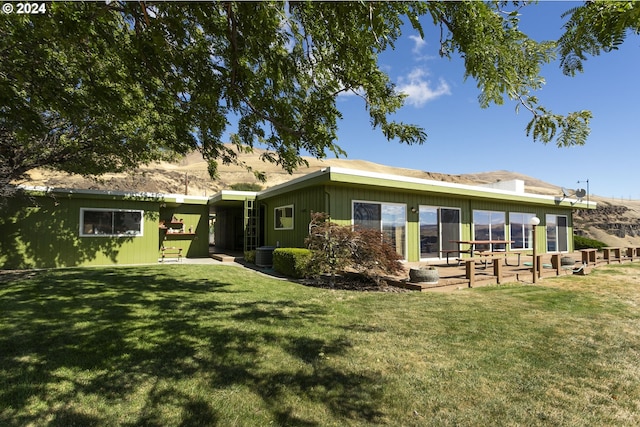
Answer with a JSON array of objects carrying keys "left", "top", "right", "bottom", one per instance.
[{"left": 18, "top": 148, "right": 640, "bottom": 247}]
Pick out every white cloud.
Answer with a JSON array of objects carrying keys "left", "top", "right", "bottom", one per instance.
[
  {"left": 408, "top": 35, "right": 427, "bottom": 54},
  {"left": 397, "top": 69, "right": 451, "bottom": 107}
]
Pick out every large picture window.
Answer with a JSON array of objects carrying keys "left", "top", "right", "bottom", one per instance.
[
  {"left": 509, "top": 212, "right": 536, "bottom": 250},
  {"left": 473, "top": 210, "right": 506, "bottom": 251},
  {"left": 274, "top": 205, "right": 294, "bottom": 230},
  {"left": 80, "top": 208, "right": 143, "bottom": 237},
  {"left": 353, "top": 201, "right": 406, "bottom": 259}
]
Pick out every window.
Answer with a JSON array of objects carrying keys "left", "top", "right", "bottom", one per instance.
[
  {"left": 353, "top": 201, "right": 406, "bottom": 259},
  {"left": 473, "top": 210, "right": 506, "bottom": 250},
  {"left": 419, "top": 206, "right": 461, "bottom": 259},
  {"left": 509, "top": 212, "right": 536, "bottom": 250},
  {"left": 80, "top": 208, "right": 143, "bottom": 237},
  {"left": 274, "top": 205, "right": 294, "bottom": 230},
  {"left": 546, "top": 214, "right": 569, "bottom": 252}
]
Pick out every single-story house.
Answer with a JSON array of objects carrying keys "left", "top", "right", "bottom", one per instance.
[
  {"left": 211, "top": 167, "right": 594, "bottom": 262},
  {"left": 1, "top": 167, "right": 594, "bottom": 269}
]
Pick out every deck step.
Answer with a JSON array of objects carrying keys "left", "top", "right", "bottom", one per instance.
[{"left": 210, "top": 253, "right": 242, "bottom": 263}]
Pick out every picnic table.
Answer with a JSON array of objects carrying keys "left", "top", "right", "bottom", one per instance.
[{"left": 450, "top": 240, "right": 519, "bottom": 266}]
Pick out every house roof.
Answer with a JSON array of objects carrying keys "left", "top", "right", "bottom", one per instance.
[
  {"left": 17, "top": 185, "right": 210, "bottom": 205},
  {"left": 246, "top": 167, "right": 595, "bottom": 209},
  {"left": 19, "top": 166, "right": 596, "bottom": 210}
]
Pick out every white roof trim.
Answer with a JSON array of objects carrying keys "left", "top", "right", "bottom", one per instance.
[
  {"left": 17, "top": 185, "right": 210, "bottom": 202},
  {"left": 256, "top": 167, "right": 596, "bottom": 207}
]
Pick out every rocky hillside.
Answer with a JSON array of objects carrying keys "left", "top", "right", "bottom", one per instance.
[
  {"left": 574, "top": 202, "right": 640, "bottom": 247},
  {"left": 18, "top": 148, "right": 640, "bottom": 247}
]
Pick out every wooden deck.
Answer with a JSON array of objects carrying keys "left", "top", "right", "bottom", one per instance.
[
  {"left": 393, "top": 249, "right": 638, "bottom": 292},
  {"left": 206, "top": 246, "right": 638, "bottom": 292}
]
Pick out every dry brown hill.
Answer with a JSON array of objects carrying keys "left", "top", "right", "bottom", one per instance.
[{"left": 19, "top": 148, "right": 640, "bottom": 247}]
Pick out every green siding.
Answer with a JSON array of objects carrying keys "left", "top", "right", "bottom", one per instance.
[
  {"left": 262, "top": 187, "right": 326, "bottom": 248},
  {"left": 1, "top": 193, "right": 160, "bottom": 268},
  {"left": 159, "top": 204, "right": 210, "bottom": 258},
  {"left": 255, "top": 183, "right": 578, "bottom": 262},
  {"left": 322, "top": 184, "right": 575, "bottom": 261},
  {"left": 1, "top": 191, "right": 210, "bottom": 269}
]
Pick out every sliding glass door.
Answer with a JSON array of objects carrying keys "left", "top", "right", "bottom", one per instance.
[
  {"left": 546, "top": 214, "right": 568, "bottom": 252},
  {"left": 419, "top": 206, "right": 460, "bottom": 259}
]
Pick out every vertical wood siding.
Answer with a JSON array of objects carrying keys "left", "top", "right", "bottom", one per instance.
[
  {"left": 262, "top": 187, "right": 326, "bottom": 248},
  {"left": 159, "top": 204, "right": 210, "bottom": 258},
  {"left": 1, "top": 192, "right": 209, "bottom": 268},
  {"left": 324, "top": 186, "right": 574, "bottom": 261}
]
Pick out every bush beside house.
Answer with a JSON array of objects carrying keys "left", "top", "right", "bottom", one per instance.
[
  {"left": 304, "top": 212, "right": 403, "bottom": 284},
  {"left": 273, "top": 248, "right": 313, "bottom": 279}
]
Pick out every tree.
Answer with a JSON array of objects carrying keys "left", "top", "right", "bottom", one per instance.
[
  {"left": 2, "top": 1, "right": 637, "bottom": 200},
  {"left": 559, "top": 1, "right": 640, "bottom": 77}
]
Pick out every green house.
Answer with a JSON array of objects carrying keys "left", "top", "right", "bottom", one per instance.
[
  {"left": 210, "top": 167, "right": 595, "bottom": 262},
  {"left": 2, "top": 167, "right": 595, "bottom": 269}
]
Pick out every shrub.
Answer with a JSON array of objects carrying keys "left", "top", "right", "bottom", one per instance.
[
  {"left": 273, "top": 248, "right": 313, "bottom": 279},
  {"left": 574, "top": 235, "right": 606, "bottom": 250},
  {"left": 305, "top": 212, "right": 403, "bottom": 285},
  {"left": 244, "top": 250, "right": 256, "bottom": 264}
]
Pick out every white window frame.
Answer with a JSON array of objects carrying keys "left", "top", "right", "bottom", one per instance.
[
  {"left": 418, "top": 205, "right": 462, "bottom": 261},
  {"left": 472, "top": 210, "right": 507, "bottom": 250},
  {"left": 546, "top": 214, "right": 569, "bottom": 253},
  {"left": 274, "top": 204, "right": 294, "bottom": 230},
  {"left": 509, "top": 212, "right": 536, "bottom": 250},
  {"left": 79, "top": 208, "right": 144, "bottom": 237}
]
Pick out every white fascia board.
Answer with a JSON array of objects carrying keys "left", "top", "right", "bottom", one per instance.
[
  {"left": 17, "top": 185, "right": 210, "bottom": 204},
  {"left": 253, "top": 167, "right": 597, "bottom": 209},
  {"left": 208, "top": 190, "right": 258, "bottom": 204}
]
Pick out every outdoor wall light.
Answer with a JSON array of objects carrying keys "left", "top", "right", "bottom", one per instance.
[{"left": 411, "top": 207, "right": 417, "bottom": 213}]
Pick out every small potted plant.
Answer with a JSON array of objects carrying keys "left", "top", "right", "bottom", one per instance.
[{"left": 409, "top": 266, "right": 439, "bottom": 284}]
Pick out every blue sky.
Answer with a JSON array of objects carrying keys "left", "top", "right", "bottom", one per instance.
[{"left": 328, "top": 1, "right": 640, "bottom": 200}]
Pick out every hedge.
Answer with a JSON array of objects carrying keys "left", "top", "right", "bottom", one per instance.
[{"left": 273, "top": 248, "right": 313, "bottom": 279}]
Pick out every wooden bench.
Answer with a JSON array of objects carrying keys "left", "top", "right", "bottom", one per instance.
[
  {"left": 160, "top": 246, "right": 182, "bottom": 262},
  {"left": 476, "top": 251, "right": 522, "bottom": 267},
  {"left": 441, "top": 249, "right": 473, "bottom": 265},
  {"left": 579, "top": 248, "right": 598, "bottom": 266},
  {"left": 603, "top": 247, "right": 623, "bottom": 264}
]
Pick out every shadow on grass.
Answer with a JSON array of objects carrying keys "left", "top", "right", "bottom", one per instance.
[{"left": 0, "top": 267, "right": 384, "bottom": 426}]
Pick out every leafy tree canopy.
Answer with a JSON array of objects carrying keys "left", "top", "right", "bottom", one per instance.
[{"left": 2, "top": 1, "right": 638, "bottom": 199}]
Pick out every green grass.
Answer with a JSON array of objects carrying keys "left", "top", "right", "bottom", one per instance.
[{"left": 1, "top": 263, "right": 640, "bottom": 426}]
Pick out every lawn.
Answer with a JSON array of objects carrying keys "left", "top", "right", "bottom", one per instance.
[{"left": 1, "top": 263, "right": 640, "bottom": 426}]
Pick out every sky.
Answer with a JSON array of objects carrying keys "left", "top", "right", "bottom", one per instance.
[{"left": 324, "top": 1, "right": 640, "bottom": 201}]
